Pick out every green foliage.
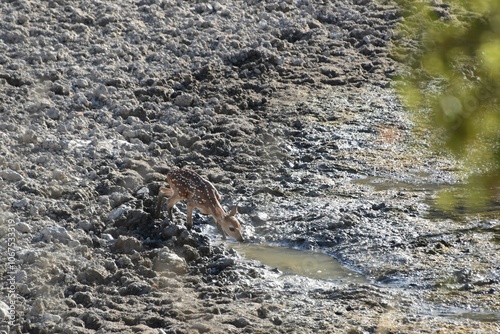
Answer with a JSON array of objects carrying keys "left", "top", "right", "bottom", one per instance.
[{"left": 395, "top": 0, "right": 500, "bottom": 210}]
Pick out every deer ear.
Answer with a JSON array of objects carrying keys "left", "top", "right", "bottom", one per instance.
[{"left": 229, "top": 206, "right": 238, "bottom": 217}]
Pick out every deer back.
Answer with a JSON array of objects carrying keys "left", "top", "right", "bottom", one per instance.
[{"left": 167, "top": 169, "right": 222, "bottom": 212}]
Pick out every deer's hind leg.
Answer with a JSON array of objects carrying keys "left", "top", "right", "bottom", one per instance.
[{"left": 185, "top": 201, "right": 195, "bottom": 230}]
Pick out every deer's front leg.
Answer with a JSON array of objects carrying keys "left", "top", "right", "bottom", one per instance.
[
  {"left": 156, "top": 186, "right": 172, "bottom": 219},
  {"left": 186, "top": 202, "right": 194, "bottom": 230}
]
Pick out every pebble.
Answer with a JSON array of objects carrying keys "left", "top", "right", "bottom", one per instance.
[
  {"left": 0, "top": 301, "right": 10, "bottom": 320},
  {"left": 228, "top": 317, "right": 251, "bottom": 328},
  {"left": 41, "top": 313, "right": 62, "bottom": 323},
  {"left": 41, "top": 226, "right": 73, "bottom": 243},
  {"left": 13, "top": 198, "right": 30, "bottom": 209},
  {"left": 119, "top": 281, "right": 151, "bottom": 296},
  {"left": 16, "top": 270, "right": 28, "bottom": 283},
  {"left": 29, "top": 299, "right": 45, "bottom": 317},
  {"left": 74, "top": 78, "right": 89, "bottom": 87},
  {"left": 0, "top": 170, "right": 24, "bottom": 181},
  {"left": 251, "top": 212, "right": 269, "bottom": 225},
  {"left": 21, "top": 129, "right": 38, "bottom": 144},
  {"left": 101, "top": 233, "right": 114, "bottom": 241},
  {"left": 77, "top": 220, "right": 93, "bottom": 231},
  {"left": 15, "top": 222, "right": 31, "bottom": 233},
  {"left": 72, "top": 291, "right": 94, "bottom": 307},
  {"left": 209, "top": 258, "right": 235, "bottom": 271},
  {"left": 163, "top": 224, "right": 180, "bottom": 238},
  {"left": 190, "top": 323, "right": 211, "bottom": 333},
  {"left": 47, "top": 108, "right": 60, "bottom": 120},
  {"left": 174, "top": 93, "right": 194, "bottom": 107},
  {"left": 108, "top": 205, "right": 128, "bottom": 221}
]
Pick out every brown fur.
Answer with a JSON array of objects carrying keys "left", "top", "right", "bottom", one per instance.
[{"left": 156, "top": 169, "right": 244, "bottom": 242}]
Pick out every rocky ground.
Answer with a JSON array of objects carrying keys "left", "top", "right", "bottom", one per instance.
[{"left": 0, "top": 0, "right": 499, "bottom": 333}]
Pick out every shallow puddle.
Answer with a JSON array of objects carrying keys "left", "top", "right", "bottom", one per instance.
[{"left": 231, "top": 243, "right": 368, "bottom": 284}]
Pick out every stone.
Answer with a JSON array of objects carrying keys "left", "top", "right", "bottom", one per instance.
[
  {"left": 72, "top": 291, "right": 94, "bottom": 307},
  {"left": 112, "top": 235, "right": 144, "bottom": 254},
  {"left": 174, "top": 93, "right": 194, "bottom": 107},
  {"left": 77, "top": 265, "right": 109, "bottom": 285},
  {"left": 15, "top": 222, "right": 31, "bottom": 233},
  {"left": 153, "top": 249, "right": 188, "bottom": 275},
  {"left": 0, "top": 170, "right": 23, "bottom": 181},
  {"left": 119, "top": 281, "right": 151, "bottom": 296},
  {"left": 41, "top": 226, "right": 73, "bottom": 243},
  {"left": 29, "top": 299, "right": 45, "bottom": 317},
  {"left": 182, "top": 245, "right": 200, "bottom": 262},
  {"left": 0, "top": 301, "right": 10, "bottom": 320}
]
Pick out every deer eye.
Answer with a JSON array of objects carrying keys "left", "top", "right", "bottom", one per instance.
[{"left": 229, "top": 227, "right": 236, "bottom": 232}]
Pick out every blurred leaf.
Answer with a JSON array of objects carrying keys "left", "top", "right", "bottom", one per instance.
[{"left": 395, "top": 0, "right": 500, "bottom": 209}]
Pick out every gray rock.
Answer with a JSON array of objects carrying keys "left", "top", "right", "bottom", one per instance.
[
  {"left": 29, "top": 299, "right": 45, "bottom": 317},
  {"left": 41, "top": 226, "right": 73, "bottom": 243},
  {"left": 41, "top": 313, "right": 62, "bottom": 323},
  {"left": 77, "top": 220, "right": 93, "bottom": 231},
  {"left": 116, "top": 255, "right": 134, "bottom": 268},
  {"left": 0, "top": 170, "right": 24, "bottom": 181},
  {"left": 13, "top": 198, "right": 30, "bottom": 210},
  {"left": 47, "top": 107, "right": 60, "bottom": 119},
  {"left": 153, "top": 249, "right": 188, "bottom": 274},
  {"left": 16, "top": 270, "right": 28, "bottom": 283},
  {"left": 209, "top": 258, "right": 235, "bottom": 271},
  {"left": 77, "top": 265, "right": 109, "bottom": 284},
  {"left": 190, "top": 323, "right": 212, "bottom": 333},
  {"left": 250, "top": 212, "right": 269, "bottom": 225},
  {"left": 119, "top": 280, "right": 151, "bottom": 296},
  {"left": 15, "top": 222, "right": 31, "bottom": 233},
  {"left": 228, "top": 317, "right": 251, "bottom": 328},
  {"left": 112, "top": 235, "right": 144, "bottom": 254},
  {"left": 0, "top": 301, "right": 10, "bottom": 320},
  {"left": 108, "top": 205, "right": 129, "bottom": 221},
  {"left": 80, "top": 311, "right": 103, "bottom": 330},
  {"left": 163, "top": 223, "right": 180, "bottom": 237},
  {"left": 182, "top": 244, "right": 200, "bottom": 262},
  {"left": 72, "top": 291, "right": 94, "bottom": 307},
  {"left": 174, "top": 93, "right": 194, "bottom": 107}
]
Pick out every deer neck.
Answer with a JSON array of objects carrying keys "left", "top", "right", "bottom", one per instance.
[{"left": 211, "top": 203, "right": 226, "bottom": 224}]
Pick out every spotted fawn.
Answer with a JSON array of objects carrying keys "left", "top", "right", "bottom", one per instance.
[{"left": 156, "top": 168, "right": 244, "bottom": 242}]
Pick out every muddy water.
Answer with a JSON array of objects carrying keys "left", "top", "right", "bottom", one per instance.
[{"left": 231, "top": 243, "right": 369, "bottom": 284}]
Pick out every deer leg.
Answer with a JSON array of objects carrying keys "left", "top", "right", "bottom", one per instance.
[
  {"left": 156, "top": 186, "right": 173, "bottom": 219},
  {"left": 166, "top": 191, "right": 182, "bottom": 222},
  {"left": 186, "top": 202, "right": 194, "bottom": 230}
]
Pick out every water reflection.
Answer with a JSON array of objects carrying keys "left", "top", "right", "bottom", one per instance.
[{"left": 231, "top": 243, "right": 368, "bottom": 284}]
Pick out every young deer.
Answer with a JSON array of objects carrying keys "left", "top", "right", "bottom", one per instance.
[{"left": 156, "top": 168, "right": 244, "bottom": 242}]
